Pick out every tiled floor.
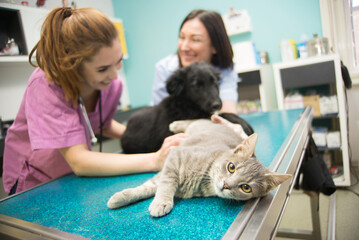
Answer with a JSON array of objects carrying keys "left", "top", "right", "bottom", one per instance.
[{"left": 276, "top": 171, "right": 359, "bottom": 240}]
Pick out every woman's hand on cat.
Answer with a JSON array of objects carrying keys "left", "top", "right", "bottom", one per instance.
[
  {"left": 211, "top": 114, "right": 248, "bottom": 139},
  {"left": 154, "top": 133, "right": 187, "bottom": 171}
]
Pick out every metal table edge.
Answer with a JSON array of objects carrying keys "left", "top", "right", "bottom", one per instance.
[
  {"left": 222, "top": 107, "right": 313, "bottom": 240},
  {"left": 0, "top": 214, "right": 89, "bottom": 240},
  {"left": 0, "top": 172, "right": 74, "bottom": 203}
]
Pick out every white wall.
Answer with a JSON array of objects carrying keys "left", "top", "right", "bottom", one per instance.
[
  {"left": 0, "top": 0, "right": 114, "bottom": 17},
  {"left": 0, "top": 63, "right": 34, "bottom": 120}
]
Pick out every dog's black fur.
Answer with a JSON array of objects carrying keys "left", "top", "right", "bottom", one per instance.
[{"left": 121, "top": 62, "right": 254, "bottom": 153}]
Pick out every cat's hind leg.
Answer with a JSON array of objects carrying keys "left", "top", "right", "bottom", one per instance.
[
  {"left": 169, "top": 120, "right": 196, "bottom": 133},
  {"left": 107, "top": 179, "right": 157, "bottom": 209},
  {"left": 211, "top": 115, "right": 248, "bottom": 139}
]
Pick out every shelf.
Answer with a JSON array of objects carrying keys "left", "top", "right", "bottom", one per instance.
[
  {"left": 0, "top": 56, "right": 36, "bottom": 68},
  {"left": 0, "top": 55, "right": 29, "bottom": 62},
  {"left": 0, "top": 3, "right": 49, "bottom": 61},
  {"left": 273, "top": 54, "right": 351, "bottom": 186},
  {"left": 313, "top": 114, "right": 338, "bottom": 119},
  {"left": 318, "top": 147, "right": 341, "bottom": 151},
  {"left": 272, "top": 54, "right": 340, "bottom": 69},
  {"left": 237, "top": 64, "right": 277, "bottom": 112},
  {"left": 333, "top": 174, "right": 347, "bottom": 186}
]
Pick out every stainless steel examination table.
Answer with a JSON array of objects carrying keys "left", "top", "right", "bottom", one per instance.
[{"left": 0, "top": 108, "right": 313, "bottom": 240}]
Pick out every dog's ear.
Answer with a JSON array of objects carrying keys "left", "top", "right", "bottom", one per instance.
[
  {"left": 166, "top": 68, "right": 185, "bottom": 96},
  {"left": 214, "top": 69, "right": 221, "bottom": 83}
]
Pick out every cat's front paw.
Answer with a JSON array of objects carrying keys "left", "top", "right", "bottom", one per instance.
[
  {"left": 107, "top": 191, "right": 129, "bottom": 209},
  {"left": 169, "top": 121, "right": 185, "bottom": 133},
  {"left": 148, "top": 198, "right": 174, "bottom": 217}
]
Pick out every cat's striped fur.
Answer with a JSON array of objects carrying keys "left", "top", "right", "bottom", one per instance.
[{"left": 108, "top": 119, "right": 291, "bottom": 217}]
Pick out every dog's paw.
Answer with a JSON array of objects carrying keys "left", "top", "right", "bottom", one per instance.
[
  {"left": 107, "top": 191, "right": 130, "bottom": 209},
  {"left": 148, "top": 198, "right": 174, "bottom": 217}
]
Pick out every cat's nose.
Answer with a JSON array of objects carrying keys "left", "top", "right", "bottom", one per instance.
[{"left": 223, "top": 183, "right": 231, "bottom": 190}]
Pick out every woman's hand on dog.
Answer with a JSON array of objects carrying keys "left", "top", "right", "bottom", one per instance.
[{"left": 154, "top": 133, "right": 188, "bottom": 171}]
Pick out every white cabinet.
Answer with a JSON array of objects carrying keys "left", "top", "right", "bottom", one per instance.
[
  {"left": 0, "top": 3, "right": 131, "bottom": 120},
  {"left": 0, "top": 4, "right": 49, "bottom": 120},
  {"left": 0, "top": 3, "right": 49, "bottom": 62},
  {"left": 237, "top": 64, "right": 278, "bottom": 112},
  {"left": 273, "top": 54, "right": 351, "bottom": 186}
]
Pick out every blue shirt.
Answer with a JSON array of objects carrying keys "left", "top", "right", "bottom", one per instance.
[{"left": 151, "top": 54, "right": 239, "bottom": 105}]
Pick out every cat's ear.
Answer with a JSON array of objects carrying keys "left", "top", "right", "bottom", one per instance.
[
  {"left": 266, "top": 173, "right": 292, "bottom": 190},
  {"left": 234, "top": 133, "right": 258, "bottom": 158}
]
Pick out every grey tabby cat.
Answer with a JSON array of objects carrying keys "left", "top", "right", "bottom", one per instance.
[{"left": 108, "top": 119, "right": 291, "bottom": 217}]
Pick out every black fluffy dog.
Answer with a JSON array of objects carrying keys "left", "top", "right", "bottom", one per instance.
[{"left": 121, "top": 62, "right": 253, "bottom": 153}]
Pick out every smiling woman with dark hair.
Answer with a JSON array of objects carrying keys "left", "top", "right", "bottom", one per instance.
[
  {"left": 152, "top": 9, "right": 238, "bottom": 113},
  {"left": 179, "top": 9, "right": 234, "bottom": 68}
]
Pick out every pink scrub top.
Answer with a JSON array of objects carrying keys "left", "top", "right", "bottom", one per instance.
[{"left": 2, "top": 68, "right": 123, "bottom": 194}]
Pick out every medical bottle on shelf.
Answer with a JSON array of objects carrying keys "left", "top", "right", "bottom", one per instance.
[
  {"left": 280, "top": 39, "right": 297, "bottom": 62},
  {"left": 297, "top": 34, "right": 309, "bottom": 58},
  {"left": 7, "top": 38, "right": 19, "bottom": 55}
]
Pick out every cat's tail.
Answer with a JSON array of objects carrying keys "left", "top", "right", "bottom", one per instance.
[{"left": 107, "top": 179, "right": 157, "bottom": 209}]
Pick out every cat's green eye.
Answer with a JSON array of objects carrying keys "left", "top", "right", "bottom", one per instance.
[
  {"left": 240, "top": 184, "right": 252, "bottom": 193},
  {"left": 227, "top": 162, "right": 236, "bottom": 173}
]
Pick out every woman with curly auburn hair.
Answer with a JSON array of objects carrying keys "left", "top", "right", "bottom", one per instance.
[{"left": 3, "top": 7, "right": 186, "bottom": 195}]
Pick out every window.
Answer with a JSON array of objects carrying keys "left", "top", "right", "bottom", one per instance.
[
  {"left": 320, "top": 0, "right": 359, "bottom": 83},
  {"left": 350, "top": 0, "right": 359, "bottom": 67}
]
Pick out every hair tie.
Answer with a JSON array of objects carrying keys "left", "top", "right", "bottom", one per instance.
[{"left": 62, "top": 7, "right": 72, "bottom": 18}]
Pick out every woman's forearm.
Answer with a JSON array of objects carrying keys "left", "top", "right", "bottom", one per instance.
[
  {"left": 220, "top": 100, "right": 237, "bottom": 114},
  {"left": 59, "top": 143, "right": 159, "bottom": 176},
  {"left": 58, "top": 133, "right": 187, "bottom": 177},
  {"left": 102, "top": 119, "right": 126, "bottom": 139}
]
